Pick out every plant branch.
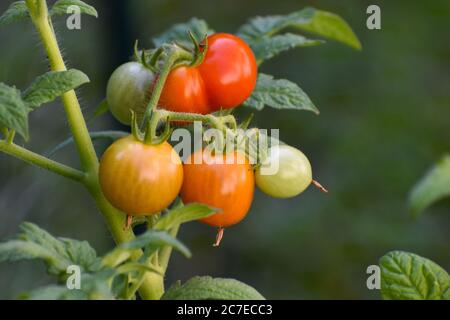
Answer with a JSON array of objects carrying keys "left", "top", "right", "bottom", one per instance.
[
  {"left": 141, "top": 46, "right": 194, "bottom": 128},
  {"left": 159, "top": 223, "right": 180, "bottom": 274},
  {"left": 0, "top": 140, "right": 85, "bottom": 182}
]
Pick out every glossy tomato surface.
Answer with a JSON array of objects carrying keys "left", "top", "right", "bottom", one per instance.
[
  {"left": 99, "top": 136, "right": 183, "bottom": 216},
  {"left": 181, "top": 149, "right": 255, "bottom": 227},
  {"left": 159, "top": 33, "right": 257, "bottom": 114},
  {"left": 106, "top": 62, "right": 155, "bottom": 125},
  {"left": 158, "top": 67, "right": 211, "bottom": 114},
  {"left": 255, "top": 145, "right": 312, "bottom": 198},
  {"left": 198, "top": 33, "right": 257, "bottom": 110}
]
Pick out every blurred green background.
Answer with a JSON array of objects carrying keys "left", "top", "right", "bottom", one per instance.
[{"left": 0, "top": 0, "right": 449, "bottom": 299}]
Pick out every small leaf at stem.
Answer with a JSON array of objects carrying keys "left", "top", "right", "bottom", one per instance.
[
  {"left": 0, "top": 1, "right": 29, "bottom": 28},
  {"left": 117, "top": 229, "right": 191, "bottom": 260},
  {"left": 0, "top": 82, "right": 29, "bottom": 140},
  {"left": 91, "top": 99, "right": 109, "bottom": 120},
  {"left": 22, "top": 69, "right": 90, "bottom": 109},
  {"left": 50, "top": 0, "right": 98, "bottom": 18},
  {"left": 155, "top": 203, "right": 218, "bottom": 230}
]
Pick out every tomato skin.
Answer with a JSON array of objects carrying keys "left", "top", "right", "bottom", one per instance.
[
  {"left": 198, "top": 33, "right": 257, "bottom": 110},
  {"left": 181, "top": 149, "right": 255, "bottom": 227},
  {"left": 99, "top": 136, "right": 183, "bottom": 216},
  {"left": 158, "top": 67, "right": 211, "bottom": 114},
  {"left": 106, "top": 62, "right": 155, "bottom": 125},
  {"left": 159, "top": 33, "right": 257, "bottom": 114},
  {"left": 255, "top": 145, "right": 312, "bottom": 198}
]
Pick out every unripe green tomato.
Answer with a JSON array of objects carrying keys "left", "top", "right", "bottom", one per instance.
[
  {"left": 255, "top": 145, "right": 312, "bottom": 198},
  {"left": 106, "top": 62, "right": 155, "bottom": 125}
]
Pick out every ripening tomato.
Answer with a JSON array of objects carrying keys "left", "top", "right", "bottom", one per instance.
[
  {"left": 106, "top": 62, "right": 155, "bottom": 125},
  {"left": 99, "top": 136, "right": 183, "bottom": 216},
  {"left": 181, "top": 149, "right": 255, "bottom": 227},
  {"left": 159, "top": 33, "right": 257, "bottom": 114},
  {"left": 255, "top": 145, "right": 312, "bottom": 198}
]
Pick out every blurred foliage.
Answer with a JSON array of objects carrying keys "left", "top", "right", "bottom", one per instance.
[{"left": 0, "top": 0, "right": 449, "bottom": 299}]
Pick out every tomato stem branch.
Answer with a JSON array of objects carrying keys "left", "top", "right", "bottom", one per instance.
[
  {"left": 0, "top": 140, "right": 85, "bottom": 182},
  {"left": 141, "top": 46, "right": 194, "bottom": 129},
  {"left": 158, "top": 223, "right": 180, "bottom": 274},
  {"left": 1, "top": 128, "right": 9, "bottom": 140}
]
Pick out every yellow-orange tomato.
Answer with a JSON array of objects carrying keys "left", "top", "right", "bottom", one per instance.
[
  {"left": 181, "top": 149, "right": 255, "bottom": 227},
  {"left": 99, "top": 136, "right": 183, "bottom": 216}
]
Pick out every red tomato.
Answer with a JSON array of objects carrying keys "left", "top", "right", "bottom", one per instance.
[
  {"left": 159, "top": 33, "right": 257, "bottom": 114},
  {"left": 99, "top": 136, "right": 183, "bottom": 216},
  {"left": 180, "top": 149, "right": 255, "bottom": 227}
]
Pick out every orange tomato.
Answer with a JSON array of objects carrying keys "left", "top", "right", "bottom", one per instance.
[
  {"left": 181, "top": 149, "right": 255, "bottom": 227},
  {"left": 99, "top": 136, "right": 183, "bottom": 216}
]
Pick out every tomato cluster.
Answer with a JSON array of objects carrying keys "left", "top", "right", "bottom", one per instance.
[
  {"left": 106, "top": 33, "right": 257, "bottom": 124},
  {"left": 99, "top": 138, "right": 318, "bottom": 230},
  {"left": 159, "top": 33, "right": 257, "bottom": 114},
  {"left": 101, "top": 32, "right": 322, "bottom": 241}
]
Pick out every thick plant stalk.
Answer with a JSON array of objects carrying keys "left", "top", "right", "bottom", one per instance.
[{"left": 25, "top": 0, "right": 163, "bottom": 299}]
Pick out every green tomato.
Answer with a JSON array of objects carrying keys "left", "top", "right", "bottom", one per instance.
[
  {"left": 106, "top": 62, "right": 155, "bottom": 125},
  {"left": 255, "top": 145, "right": 312, "bottom": 198}
]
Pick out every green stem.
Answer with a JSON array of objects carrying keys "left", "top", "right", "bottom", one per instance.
[
  {"left": 159, "top": 224, "right": 180, "bottom": 274},
  {"left": 27, "top": 0, "right": 137, "bottom": 243},
  {"left": 1, "top": 128, "right": 9, "bottom": 139},
  {"left": 141, "top": 46, "right": 193, "bottom": 128},
  {"left": 26, "top": 0, "right": 160, "bottom": 299},
  {"left": 6, "top": 130, "right": 16, "bottom": 144},
  {"left": 0, "top": 140, "right": 84, "bottom": 182}
]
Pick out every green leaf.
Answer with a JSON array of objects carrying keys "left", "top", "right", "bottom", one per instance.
[
  {"left": 0, "top": 222, "right": 100, "bottom": 275},
  {"left": 380, "top": 251, "right": 450, "bottom": 300},
  {"left": 153, "top": 18, "right": 214, "bottom": 48},
  {"left": 92, "top": 99, "right": 109, "bottom": 119},
  {"left": 0, "top": 1, "right": 29, "bottom": 28},
  {"left": 19, "top": 285, "right": 85, "bottom": 300},
  {"left": 244, "top": 73, "right": 318, "bottom": 113},
  {"left": 0, "top": 82, "right": 29, "bottom": 140},
  {"left": 20, "top": 222, "right": 101, "bottom": 272},
  {"left": 19, "top": 222, "right": 68, "bottom": 258},
  {"left": 50, "top": 0, "right": 98, "bottom": 18},
  {"left": 155, "top": 203, "right": 218, "bottom": 230},
  {"left": 408, "top": 155, "right": 450, "bottom": 218},
  {"left": 59, "top": 238, "right": 101, "bottom": 272},
  {"left": 251, "top": 33, "right": 323, "bottom": 64},
  {"left": 22, "top": 69, "right": 90, "bottom": 109},
  {"left": 0, "top": 240, "right": 70, "bottom": 275},
  {"left": 45, "top": 130, "right": 129, "bottom": 157},
  {"left": 238, "top": 7, "right": 361, "bottom": 51},
  {"left": 118, "top": 229, "right": 191, "bottom": 260},
  {"left": 162, "top": 276, "right": 265, "bottom": 300},
  {"left": 79, "top": 270, "right": 116, "bottom": 300}
]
